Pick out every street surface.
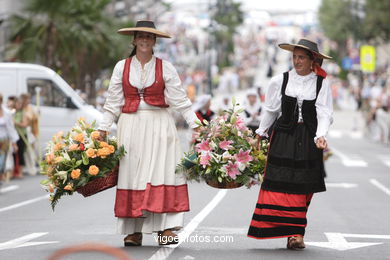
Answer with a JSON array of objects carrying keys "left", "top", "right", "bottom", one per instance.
[{"left": 1, "top": 109, "right": 390, "bottom": 260}]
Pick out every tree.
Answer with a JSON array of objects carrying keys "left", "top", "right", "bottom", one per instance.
[
  {"left": 318, "top": 0, "right": 364, "bottom": 61},
  {"left": 363, "top": 0, "right": 390, "bottom": 43},
  {"left": 212, "top": 0, "right": 243, "bottom": 69},
  {"left": 6, "top": 0, "right": 132, "bottom": 103}
]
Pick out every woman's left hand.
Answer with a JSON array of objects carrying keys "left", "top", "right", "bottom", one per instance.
[{"left": 316, "top": 137, "right": 327, "bottom": 149}]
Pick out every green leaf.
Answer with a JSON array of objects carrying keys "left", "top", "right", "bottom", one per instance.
[{"left": 82, "top": 153, "right": 89, "bottom": 165}]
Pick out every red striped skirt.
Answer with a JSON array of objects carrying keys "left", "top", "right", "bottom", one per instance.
[{"left": 247, "top": 189, "right": 313, "bottom": 239}]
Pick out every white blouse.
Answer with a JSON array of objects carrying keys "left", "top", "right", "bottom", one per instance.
[
  {"left": 0, "top": 106, "right": 19, "bottom": 142},
  {"left": 99, "top": 56, "right": 198, "bottom": 131},
  {"left": 255, "top": 69, "right": 333, "bottom": 140}
]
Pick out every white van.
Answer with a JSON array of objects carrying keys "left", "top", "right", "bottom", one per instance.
[{"left": 0, "top": 62, "right": 105, "bottom": 152}]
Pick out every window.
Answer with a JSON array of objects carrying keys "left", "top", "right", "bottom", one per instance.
[{"left": 27, "top": 79, "right": 68, "bottom": 108}]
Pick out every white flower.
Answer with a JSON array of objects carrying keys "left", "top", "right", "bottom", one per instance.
[
  {"left": 210, "top": 140, "right": 218, "bottom": 150},
  {"left": 55, "top": 171, "right": 68, "bottom": 183},
  {"left": 62, "top": 152, "right": 71, "bottom": 161},
  {"left": 238, "top": 162, "right": 246, "bottom": 171},
  {"left": 222, "top": 151, "right": 232, "bottom": 161}
]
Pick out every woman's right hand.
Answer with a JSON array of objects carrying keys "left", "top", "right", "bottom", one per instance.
[
  {"left": 12, "top": 142, "right": 18, "bottom": 152},
  {"left": 256, "top": 135, "right": 262, "bottom": 150},
  {"left": 97, "top": 130, "right": 107, "bottom": 141}
]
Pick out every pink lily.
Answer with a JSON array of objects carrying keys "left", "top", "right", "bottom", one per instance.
[
  {"left": 219, "top": 140, "right": 233, "bottom": 150},
  {"left": 200, "top": 152, "right": 211, "bottom": 167},
  {"left": 235, "top": 149, "right": 253, "bottom": 164},
  {"left": 196, "top": 140, "right": 211, "bottom": 152},
  {"left": 235, "top": 116, "right": 247, "bottom": 131},
  {"left": 224, "top": 161, "right": 240, "bottom": 179}
]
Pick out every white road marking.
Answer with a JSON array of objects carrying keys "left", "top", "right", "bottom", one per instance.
[
  {"left": 0, "top": 195, "right": 49, "bottom": 213},
  {"left": 306, "top": 232, "right": 384, "bottom": 251},
  {"left": 382, "top": 160, "right": 390, "bottom": 168},
  {"left": 328, "top": 130, "right": 343, "bottom": 138},
  {"left": 330, "top": 147, "right": 368, "bottom": 167},
  {"left": 328, "top": 130, "right": 363, "bottom": 139},
  {"left": 0, "top": 185, "right": 19, "bottom": 193},
  {"left": 148, "top": 190, "right": 228, "bottom": 260},
  {"left": 370, "top": 179, "right": 390, "bottom": 196},
  {"left": 325, "top": 183, "right": 358, "bottom": 188},
  {"left": 349, "top": 131, "right": 363, "bottom": 139},
  {"left": 0, "top": 233, "right": 58, "bottom": 251}
]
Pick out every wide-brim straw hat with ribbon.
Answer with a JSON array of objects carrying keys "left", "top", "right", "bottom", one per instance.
[
  {"left": 278, "top": 38, "right": 332, "bottom": 60},
  {"left": 117, "top": 20, "right": 171, "bottom": 38}
]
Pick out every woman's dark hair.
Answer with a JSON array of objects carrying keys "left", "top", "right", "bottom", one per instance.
[
  {"left": 295, "top": 47, "right": 314, "bottom": 60},
  {"left": 129, "top": 32, "right": 156, "bottom": 57}
]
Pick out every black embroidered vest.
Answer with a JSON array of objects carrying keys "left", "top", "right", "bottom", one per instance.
[{"left": 274, "top": 72, "right": 324, "bottom": 136}]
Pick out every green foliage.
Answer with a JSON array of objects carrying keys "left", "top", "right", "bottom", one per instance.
[
  {"left": 212, "top": 0, "right": 244, "bottom": 69},
  {"left": 363, "top": 0, "right": 390, "bottom": 42}
]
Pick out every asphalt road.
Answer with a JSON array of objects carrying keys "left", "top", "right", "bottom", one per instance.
[{"left": 1, "top": 109, "right": 390, "bottom": 260}]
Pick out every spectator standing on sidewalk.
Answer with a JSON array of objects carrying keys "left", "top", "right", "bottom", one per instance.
[
  {"left": 242, "top": 88, "right": 262, "bottom": 134},
  {"left": 0, "top": 94, "right": 19, "bottom": 185},
  {"left": 98, "top": 21, "right": 198, "bottom": 247},
  {"left": 248, "top": 39, "right": 333, "bottom": 250},
  {"left": 12, "top": 97, "right": 30, "bottom": 178},
  {"left": 193, "top": 94, "right": 215, "bottom": 122},
  {"left": 20, "top": 93, "right": 39, "bottom": 175}
]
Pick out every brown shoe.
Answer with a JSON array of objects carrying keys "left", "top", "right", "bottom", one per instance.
[
  {"left": 287, "top": 236, "right": 305, "bottom": 250},
  {"left": 157, "top": 229, "right": 179, "bottom": 246},
  {"left": 124, "top": 233, "right": 142, "bottom": 246}
]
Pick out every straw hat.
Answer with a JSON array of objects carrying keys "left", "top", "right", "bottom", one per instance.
[
  {"left": 278, "top": 38, "right": 332, "bottom": 59},
  {"left": 117, "top": 20, "right": 171, "bottom": 38}
]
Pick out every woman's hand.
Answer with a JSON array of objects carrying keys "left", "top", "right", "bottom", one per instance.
[
  {"left": 12, "top": 142, "right": 18, "bottom": 152},
  {"left": 256, "top": 135, "right": 262, "bottom": 150},
  {"left": 316, "top": 136, "right": 327, "bottom": 149},
  {"left": 97, "top": 130, "right": 107, "bottom": 141}
]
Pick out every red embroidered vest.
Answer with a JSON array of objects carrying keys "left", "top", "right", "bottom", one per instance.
[{"left": 121, "top": 57, "right": 169, "bottom": 113}]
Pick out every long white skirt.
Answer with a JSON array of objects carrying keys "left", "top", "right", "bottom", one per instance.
[{"left": 115, "top": 109, "right": 189, "bottom": 234}]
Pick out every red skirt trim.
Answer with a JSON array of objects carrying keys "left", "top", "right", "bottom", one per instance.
[
  {"left": 248, "top": 189, "right": 313, "bottom": 239},
  {"left": 114, "top": 183, "right": 190, "bottom": 218}
]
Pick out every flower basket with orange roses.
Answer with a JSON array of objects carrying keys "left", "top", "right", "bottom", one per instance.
[{"left": 40, "top": 118, "right": 125, "bottom": 210}]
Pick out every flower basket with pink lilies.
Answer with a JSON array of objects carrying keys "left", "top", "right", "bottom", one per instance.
[{"left": 177, "top": 98, "right": 268, "bottom": 189}]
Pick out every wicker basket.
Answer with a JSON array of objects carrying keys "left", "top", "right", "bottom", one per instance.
[
  {"left": 206, "top": 179, "right": 243, "bottom": 189},
  {"left": 76, "top": 168, "right": 118, "bottom": 197}
]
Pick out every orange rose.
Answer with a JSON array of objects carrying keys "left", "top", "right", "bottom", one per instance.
[
  {"left": 48, "top": 184, "right": 55, "bottom": 193},
  {"left": 69, "top": 144, "right": 79, "bottom": 151},
  {"left": 71, "top": 169, "right": 81, "bottom": 179},
  {"left": 85, "top": 148, "right": 96, "bottom": 158},
  {"left": 108, "top": 145, "right": 115, "bottom": 154},
  {"left": 88, "top": 165, "right": 99, "bottom": 176},
  {"left": 99, "top": 141, "right": 109, "bottom": 148},
  {"left": 54, "top": 156, "right": 63, "bottom": 163},
  {"left": 97, "top": 147, "right": 111, "bottom": 158},
  {"left": 64, "top": 184, "right": 73, "bottom": 191},
  {"left": 54, "top": 143, "right": 63, "bottom": 152},
  {"left": 46, "top": 154, "right": 55, "bottom": 164},
  {"left": 73, "top": 133, "right": 84, "bottom": 143},
  {"left": 91, "top": 131, "right": 100, "bottom": 140}
]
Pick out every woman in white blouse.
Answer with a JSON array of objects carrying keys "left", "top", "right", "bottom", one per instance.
[
  {"left": 98, "top": 21, "right": 198, "bottom": 246},
  {"left": 0, "top": 93, "right": 19, "bottom": 185},
  {"left": 247, "top": 39, "right": 333, "bottom": 249}
]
